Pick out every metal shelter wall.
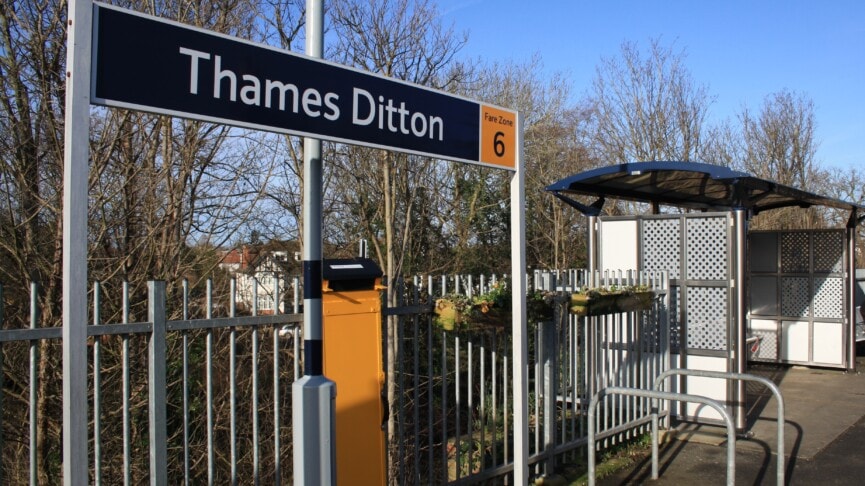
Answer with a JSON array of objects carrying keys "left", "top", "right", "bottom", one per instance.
[
  {"left": 749, "top": 230, "right": 849, "bottom": 368},
  {"left": 598, "top": 212, "right": 740, "bottom": 424}
]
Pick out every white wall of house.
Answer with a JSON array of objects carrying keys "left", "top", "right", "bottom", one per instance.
[{"left": 221, "top": 249, "right": 294, "bottom": 314}]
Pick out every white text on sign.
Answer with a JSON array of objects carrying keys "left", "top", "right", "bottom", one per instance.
[{"left": 180, "top": 47, "right": 445, "bottom": 141}]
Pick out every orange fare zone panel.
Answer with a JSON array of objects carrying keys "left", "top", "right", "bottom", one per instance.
[
  {"left": 480, "top": 105, "right": 517, "bottom": 170},
  {"left": 322, "top": 289, "right": 386, "bottom": 485}
]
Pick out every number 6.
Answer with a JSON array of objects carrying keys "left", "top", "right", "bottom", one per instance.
[{"left": 494, "top": 131, "right": 505, "bottom": 157}]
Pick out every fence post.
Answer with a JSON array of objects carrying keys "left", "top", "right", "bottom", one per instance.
[
  {"left": 660, "top": 272, "right": 671, "bottom": 427},
  {"left": 293, "top": 276, "right": 301, "bottom": 314},
  {"left": 30, "top": 282, "right": 40, "bottom": 485},
  {"left": 538, "top": 268, "right": 559, "bottom": 474},
  {"left": 540, "top": 319, "right": 557, "bottom": 476},
  {"left": 148, "top": 281, "right": 167, "bottom": 486},
  {"left": 0, "top": 283, "right": 4, "bottom": 486}
]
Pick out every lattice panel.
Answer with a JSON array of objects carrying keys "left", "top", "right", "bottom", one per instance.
[
  {"left": 642, "top": 218, "right": 681, "bottom": 279},
  {"left": 752, "top": 330, "right": 778, "bottom": 360},
  {"left": 781, "top": 233, "right": 810, "bottom": 273},
  {"left": 686, "top": 217, "right": 727, "bottom": 281},
  {"left": 781, "top": 277, "right": 811, "bottom": 317},
  {"left": 685, "top": 286, "right": 727, "bottom": 351},
  {"left": 814, "top": 278, "right": 844, "bottom": 318},
  {"left": 813, "top": 232, "right": 843, "bottom": 274}
]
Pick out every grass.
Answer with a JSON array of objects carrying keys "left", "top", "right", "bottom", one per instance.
[{"left": 533, "top": 434, "right": 654, "bottom": 486}]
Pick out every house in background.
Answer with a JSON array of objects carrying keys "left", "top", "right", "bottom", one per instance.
[{"left": 219, "top": 244, "right": 299, "bottom": 315}]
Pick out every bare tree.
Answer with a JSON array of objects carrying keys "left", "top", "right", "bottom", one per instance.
[
  {"left": 827, "top": 166, "right": 865, "bottom": 266},
  {"left": 739, "top": 90, "right": 827, "bottom": 229},
  {"left": 0, "top": 0, "right": 290, "bottom": 481},
  {"left": 457, "top": 57, "right": 596, "bottom": 270},
  {"left": 740, "top": 90, "right": 817, "bottom": 187},
  {"left": 587, "top": 38, "right": 713, "bottom": 166},
  {"left": 579, "top": 38, "right": 715, "bottom": 218},
  {"left": 0, "top": 1, "right": 73, "bottom": 480}
]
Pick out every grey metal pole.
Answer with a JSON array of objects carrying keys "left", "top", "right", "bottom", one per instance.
[
  {"left": 847, "top": 210, "right": 858, "bottom": 371},
  {"left": 292, "top": 1, "right": 336, "bottom": 484},
  {"left": 63, "top": 1, "right": 92, "bottom": 484},
  {"left": 181, "top": 280, "right": 189, "bottom": 486},
  {"left": 93, "top": 282, "right": 102, "bottom": 486},
  {"left": 123, "top": 281, "right": 132, "bottom": 486},
  {"left": 511, "top": 113, "right": 529, "bottom": 484},
  {"left": 587, "top": 215, "right": 599, "bottom": 277},
  {"left": 31, "top": 282, "right": 40, "bottom": 486},
  {"left": 148, "top": 281, "right": 168, "bottom": 486},
  {"left": 0, "top": 283, "right": 3, "bottom": 486},
  {"left": 733, "top": 209, "right": 748, "bottom": 431}
]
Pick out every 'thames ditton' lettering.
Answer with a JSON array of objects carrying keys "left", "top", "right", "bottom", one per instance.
[
  {"left": 352, "top": 88, "right": 443, "bottom": 141},
  {"left": 180, "top": 47, "right": 444, "bottom": 141},
  {"left": 180, "top": 47, "right": 340, "bottom": 120}
]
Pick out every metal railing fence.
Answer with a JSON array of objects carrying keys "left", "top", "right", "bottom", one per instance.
[
  {"left": 387, "top": 269, "right": 671, "bottom": 484},
  {"left": 0, "top": 278, "right": 303, "bottom": 484},
  {"left": 0, "top": 269, "right": 670, "bottom": 484}
]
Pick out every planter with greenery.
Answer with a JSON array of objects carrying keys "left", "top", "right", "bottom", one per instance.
[
  {"left": 569, "top": 285, "right": 655, "bottom": 316},
  {"left": 433, "top": 294, "right": 472, "bottom": 331},
  {"left": 433, "top": 282, "right": 558, "bottom": 331}
]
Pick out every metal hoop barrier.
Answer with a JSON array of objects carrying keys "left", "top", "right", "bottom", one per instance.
[
  {"left": 654, "top": 369, "right": 785, "bottom": 486},
  {"left": 587, "top": 387, "right": 736, "bottom": 486}
]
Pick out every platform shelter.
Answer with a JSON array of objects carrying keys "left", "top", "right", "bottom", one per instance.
[{"left": 547, "top": 161, "right": 864, "bottom": 429}]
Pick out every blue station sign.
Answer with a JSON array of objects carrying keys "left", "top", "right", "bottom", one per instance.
[{"left": 91, "top": 3, "right": 517, "bottom": 170}]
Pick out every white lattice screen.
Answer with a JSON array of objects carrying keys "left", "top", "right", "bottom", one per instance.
[
  {"left": 639, "top": 214, "right": 731, "bottom": 353},
  {"left": 749, "top": 230, "right": 847, "bottom": 368}
]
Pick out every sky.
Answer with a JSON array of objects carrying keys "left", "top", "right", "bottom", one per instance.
[{"left": 437, "top": 0, "right": 864, "bottom": 171}]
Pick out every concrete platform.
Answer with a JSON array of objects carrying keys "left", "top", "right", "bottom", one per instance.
[{"left": 599, "top": 357, "right": 865, "bottom": 485}]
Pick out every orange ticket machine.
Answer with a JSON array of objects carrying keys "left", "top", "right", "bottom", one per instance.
[{"left": 322, "top": 258, "right": 387, "bottom": 485}]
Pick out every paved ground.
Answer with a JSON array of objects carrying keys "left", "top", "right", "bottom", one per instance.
[{"left": 598, "top": 356, "right": 865, "bottom": 485}]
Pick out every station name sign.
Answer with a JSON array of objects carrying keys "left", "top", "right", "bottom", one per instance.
[{"left": 91, "top": 4, "right": 517, "bottom": 170}]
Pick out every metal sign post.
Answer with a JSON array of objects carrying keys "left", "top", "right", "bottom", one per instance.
[
  {"left": 63, "top": 0, "right": 92, "bottom": 484},
  {"left": 292, "top": 1, "right": 336, "bottom": 485},
  {"left": 510, "top": 114, "right": 528, "bottom": 484}
]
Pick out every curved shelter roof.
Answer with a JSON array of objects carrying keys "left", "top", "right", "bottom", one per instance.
[{"left": 546, "top": 161, "right": 863, "bottom": 217}]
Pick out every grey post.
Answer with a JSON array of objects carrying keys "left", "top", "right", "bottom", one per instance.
[
  {"left": 148, "top": 281, "right": 168, "bottom": 485},
  {"left": 63, "top": 0, "right": 92, "bottom": 484},
  {"left": 0, "top": 283, "right": 3, "bottom": 486},
  {"left": 31, "top": 282, "right": 40, "bottom": 485},
  {"left": 510, "top": 113, "right": 529, "bottom": 484},
  {"left": 541, "top": 320, "right": 557, "bottom": 476},
  {"left": 847, "top": 210, "right": 858, "bottom": 371},
  {"left": 292, "top": 0, "right": 336, "bottom": 484},
  {"left": 733, "top": 208, "right": 748, "bottom": 430},
  {"left": 587, "top": 215, "right": 598, "bottom": 277}
]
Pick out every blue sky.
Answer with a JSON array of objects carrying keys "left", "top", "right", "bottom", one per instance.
[{"left": 438, "top": 0, "right": 864, "bottom": 170}]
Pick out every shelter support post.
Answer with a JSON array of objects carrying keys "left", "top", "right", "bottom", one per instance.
[
  {"left": 847, "top": 209, "right": 859, "bottom": 372},
  {"left": 733, "top": 209, "right": 748, "bottom": 430},
  {"left": 587, "top": 215, "right": 599, "bottom": 283}
]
